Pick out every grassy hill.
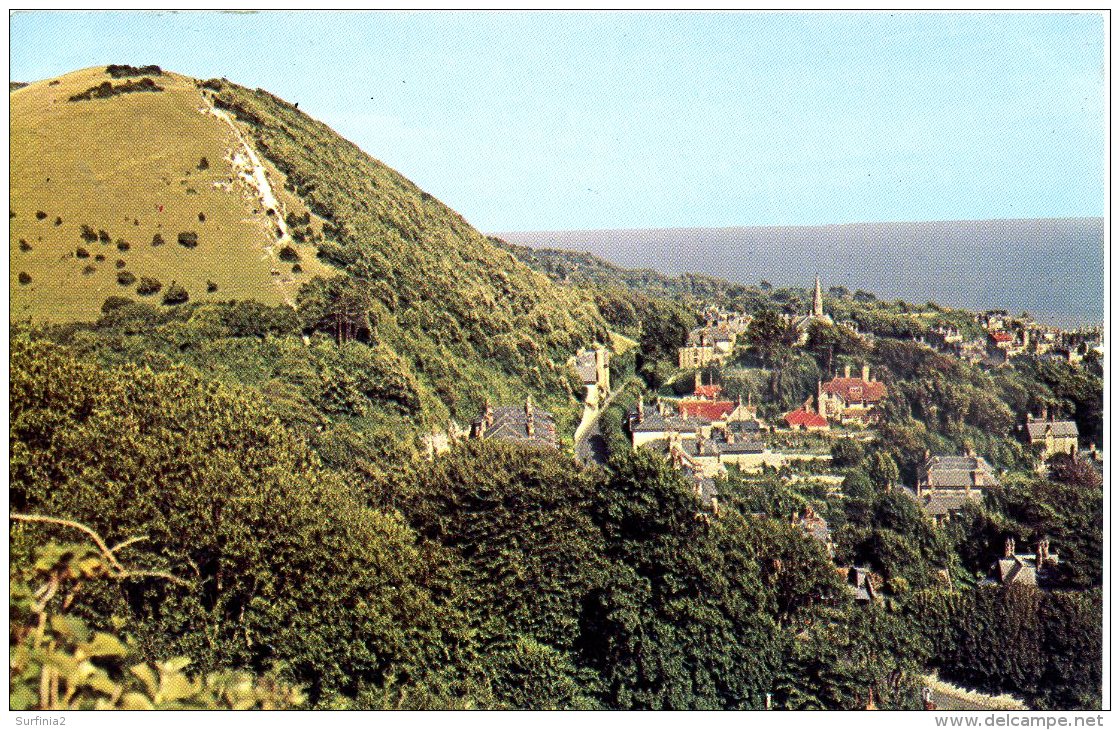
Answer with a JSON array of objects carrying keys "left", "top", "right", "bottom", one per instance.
[
  {"left": 12, "top": 66, "right": 607, "bottom": 432},
  {"left": 10, "top": 66, "right": 334, "bottom": 322}
]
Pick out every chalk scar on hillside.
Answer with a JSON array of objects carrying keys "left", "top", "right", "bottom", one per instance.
[{"left": 199, "top": 95, "right": 297, "bottom": 308}]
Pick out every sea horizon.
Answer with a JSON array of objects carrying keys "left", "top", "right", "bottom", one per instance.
[{"left": 495, "top": 217, "right": 1104, "bottom": 328}]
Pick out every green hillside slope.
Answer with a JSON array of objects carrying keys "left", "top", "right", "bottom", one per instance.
[
  {"left": 11, "top": 66, "right": 607, "bottom": 431},
  {"left": 196, "top": 77, "right": 606, "bottom": 424}
]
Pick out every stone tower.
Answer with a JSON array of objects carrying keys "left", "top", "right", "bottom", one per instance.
[{"left": 812, "top": 274, "right": 824, "bottom": 318}]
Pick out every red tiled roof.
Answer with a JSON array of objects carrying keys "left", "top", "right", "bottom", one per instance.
[
  {"left": 679, "top": 400, "right": 736, "bottom": 422},
  {"left": 821, "top": 377, "right": 887, "bottom": 403},
  {"left": 989, "top": 331, "right": 1013, "bottom": 343},
  {"left": 785, "top": 408, "right": 829, "bottom": 429},
  {"left": 693, "top": 384, "right": 723, "bottom": 399}
]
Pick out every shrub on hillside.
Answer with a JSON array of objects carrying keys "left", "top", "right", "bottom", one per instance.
[
  {"left": 197, "top": 157, "right": 210, "bottom": 171},
  {"left": 81, "top": 264, "right": 97, "bottom": 276},
  {"left": 94, "top": 254, "right": 105, "bottom": 262},
  {"left": 115, "top": 259, "right": 126, "bottom": 269},
  {"left": 152, "top": 233, "right": 165, "bottom": 246},
  {"left": 98, "top": 230, "right": 111, "bottom": 243},
  {"left": 136, "top": 277, "right": 162, "bottom": 296},
  {"left": 116, "top": 271, "right": 137, "bottom": 286},
  {"left": 68, "top": 78, "right": 164, "bottom": 102},
  {"left": 278, "top": 245, "right": 301, "bottom": 262},
  {"left": 286, "top": 211, "right": 311, "bottom": 228},
  {"left": 54, "top": 216, "right": 62, "bottom": 226},
  {"left": 116, "top": 239, "right": 130, "bottom": 251},
  {"left": 76, "top": 247, "right": 90, "bottom": 259},
  {"left": 79, "top": 225, "right": 98, "bottom": 243},
  {"left": 101, "top": 295, "right": 134, "bottom": 313},
  {"left": 162, "top": 282, "right": 189, "bottom": 305},
  {"left": 177, "top": 231, "right": 199, "bottom": 249},
  {"left": 18, "top": 272, "right": 31, "bottom": 285},
  {"left": 198, "top": 212, "right": 206, "bottom": 223},
  {"left": 292, "top": 264, "right": 303, "bottom": 274},
  {"left": 206, "top": 280, "right": 218, "bottom": 293},
  {"left": 35, "top": 211, "right": 46, "bottom": 220},
  {"left": 105, "top": 64, "right": 163, "bottom": 78},
  {"left": 18, "top": 239, "right": 31, "bottom": 252}
]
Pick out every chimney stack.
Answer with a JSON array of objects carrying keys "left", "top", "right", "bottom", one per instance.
[
  {"left": 862, "top": 364, "right": 870, "bottom": 381},
  {"left": 637, "top": 395, "right": 645, "bottom": 421},
  {"left": 844, "top": 364, "right": 851, "bottom": 378},
  {"left": 1004, "top": 537, "right": 1016, "bottom": 559}
]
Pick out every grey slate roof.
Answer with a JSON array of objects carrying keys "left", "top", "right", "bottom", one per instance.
[
  {"left": 728, "top": 420, "right": 762, "bottom": 435},
  {"left": 993, "top": 557, "right": 1036, "bottom": 586},
  {"left": 1025, "top": 421, "right": 1079, "bottom": 440},
  {"left": 922, "top": 455, "right": 1000, "bottom": 489},
  {"left": 629, "top": 410, "right": 705, "bottom": 434},
  {"left": 846, "top": 567, "right": 878, "bottom": 602},
  {"left": 900, "top": 485, "right": 980, "bottom": 517},
  {"left": 476, "top": 405, "right": 558, "bottom": 448}
]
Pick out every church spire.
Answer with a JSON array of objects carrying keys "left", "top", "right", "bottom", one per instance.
[{"left": 812, "top": 274, "right": 824, "bottom": 318}]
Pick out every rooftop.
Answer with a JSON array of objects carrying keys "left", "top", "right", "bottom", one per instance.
[
  {"left": 822, "top": 376, "right": 887, "bottom": 403},
  {"left": 1025, "top": 420, "right": 1079, "bottom": 440}
]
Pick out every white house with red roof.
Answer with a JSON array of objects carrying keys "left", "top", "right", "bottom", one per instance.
[{"left": 817, "top": 364, "right": 887, "bottom": 426}]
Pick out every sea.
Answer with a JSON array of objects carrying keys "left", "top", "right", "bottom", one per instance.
[{"left": 497, "top": 218, "right": 1105, "bottom": 328}]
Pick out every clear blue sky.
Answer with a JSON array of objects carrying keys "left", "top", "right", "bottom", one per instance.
[{"left": 10, "top": 11, "right": 1106, "bottom": 232}]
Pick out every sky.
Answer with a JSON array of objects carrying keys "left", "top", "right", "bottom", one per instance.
[{"left": 9, "top": 11, "right": 1106, "bottom": 232}]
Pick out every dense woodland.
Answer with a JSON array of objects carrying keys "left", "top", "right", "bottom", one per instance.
[{"left": 9, "top": 74, "right": 1103, "bottom": 711}]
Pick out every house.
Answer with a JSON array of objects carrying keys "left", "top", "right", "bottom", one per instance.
[
  {"left": 573, "top": 346, "right": 611, "bottom": 406},
  {"left": 472, "top": 396, "right": 559, "bottom": 449},
  {"left": 840, "top": 566, "right": 881, "bottom": 604},
  {"left": 660, "top": 432, "right": 722, "bottom": 513},
  {"left": 987, "top": 329, "right": 1028, "bottom": 360},
  {"left": 917, "top": 453, "right": 1000, "bottom": 493},
  {"left": 978, "top": 310, "right": 1010, "bottom": 331},
  {"left": 1024, "top": 410, "right": 1079, "bottom": 460},
  {"left": 785, "top": 399, "right": 830, "bottom": 431},
  {"left": 678, "top": 343, "right": 720, "bottom": 369},
  {"left": 984, "top": 538, "right": 1060, "bottom": 588},
  {"left": 679, "top": 394, "right": 757, "bottom": 428},
  {"left": 817, "top": 364, "right": 887, "bottom": 426},
  {"left": 792, "top": 504, "right": 833, "bottom": 556},
  {"left": 629, "top": 396, "right": 707, "bottom": 448},
  {"left": 793, "top": 275, "right": 834, "bottom": 343},
  {"left": 678, "top": 324, "right": 737, "bottom": 368},
  {"left": 691, "top": 371, "right": 724, "bottom": 400},
  {"left": 909, "top": 452, "right": 1000, "bottom": 524}
]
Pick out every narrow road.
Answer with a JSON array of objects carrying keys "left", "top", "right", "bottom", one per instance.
[
  {"left": 576, "top": 377, "right": 637, "bottom": 466},
  {"left": 921, "top": 675, "right": 1027, "bottom": 711}
]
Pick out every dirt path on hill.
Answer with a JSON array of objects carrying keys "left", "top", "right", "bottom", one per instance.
[{"left": 200, "top": 92, "right": 297, "bottom": 308}]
